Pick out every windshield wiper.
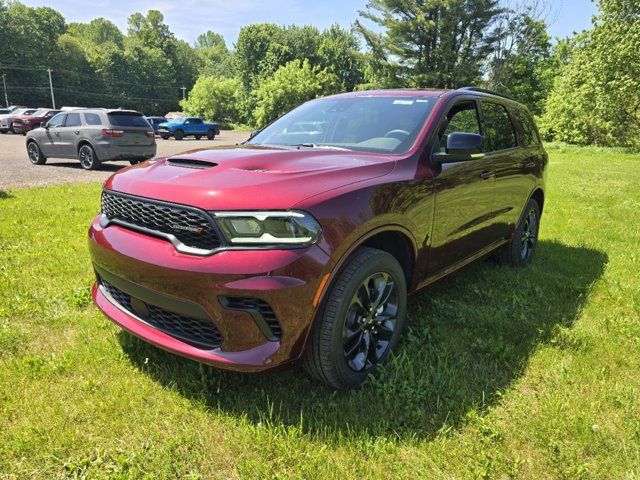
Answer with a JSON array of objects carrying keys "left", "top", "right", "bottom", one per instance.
[{"left": 288, "top": 143, "right": 351, "bottom": 151}]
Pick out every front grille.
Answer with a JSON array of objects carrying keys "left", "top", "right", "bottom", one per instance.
[
  {"left": 101, "top": 190, "right": 221, "bottom": 251},
  {"left": 221, "top": 297, "right": 282, "bottom": 340},
  {"left": 101, "top": 279, "right": 222, "bottom": 349}
]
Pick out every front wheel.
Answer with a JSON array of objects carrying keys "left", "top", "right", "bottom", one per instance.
[
  {"left": 497, "top": 198, "right": 541, "bottom": 266},
  {"left": 174, "top": 130, "right": 184, "bottom": 141},
  {"left": 194, "top": 134, "right": 202, "bottom": 140},
  {"left": 304, "top": 247, "right": 407, "bottom": 389},
  {"left": 27, "top": 141, "right": 47, "bottom": 165},
  {"left": 207, "top": 129, "right": 216, "bottom": 140},
  {"left": 78, "top": 144, "right": 100, "bottom": 170},
  {"left": 161, "top": 134, "right": 170, "bottom": 140}
]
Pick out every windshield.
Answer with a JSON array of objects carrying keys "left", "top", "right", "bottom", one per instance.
[
  {"left": 168, "top": 117, "right": 184, "bottom": 123},
  {"left": 12, "top": 108, "right": 36, "bottom": 116},
  {"left": 247, "top": 96, "right": 437, "bottom": 154},
  {"left": 31, "top": 109, "right": 48, "bottom": 117}
]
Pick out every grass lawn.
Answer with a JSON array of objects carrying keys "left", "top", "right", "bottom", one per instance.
[{"left": 0, "top": 144, "right": 639, "bottom": 479}]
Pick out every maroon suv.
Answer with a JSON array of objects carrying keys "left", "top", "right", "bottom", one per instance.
[
  {"left": 12, "top": 108, "right": 61, "bottom": 134},
  {"left": 89, "top": 88, "right": 547, "bottom": 389}
]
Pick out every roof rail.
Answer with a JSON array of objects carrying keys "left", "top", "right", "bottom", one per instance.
[{"left": 457, "top": 86, "right": 516, "bottom": 101}]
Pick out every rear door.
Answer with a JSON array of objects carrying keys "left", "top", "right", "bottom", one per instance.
[
  {"left": 41, "top": 113, "right": 66, "bottom": 156},
  {"left": 478, "top": 100, "right": 525, "bottom": 240},
  {"left": 429, "top": 99, "right": 499, "bottom": 274}
]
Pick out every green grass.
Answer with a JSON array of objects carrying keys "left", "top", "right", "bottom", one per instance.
[{"left": 1, "top": 144, "right": 639, "bottom": 479}]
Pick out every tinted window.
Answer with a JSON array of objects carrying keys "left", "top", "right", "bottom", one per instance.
[
  {"left": 248, "top": 97, "right": 437, "bottom": 154},
  {"left": 65, "top": 113, "right": 82, "bottom": 127},
  {"left": 480, "top": 101, "right": 517, "bottom": 152},
  {"left": 512, "top": 108, "right": 539, "bottom": 146},
  {"left": 47, "top": 113, "right": 66, "bottom": 128},
  {"left": 435, "top": 101, "right": 481, "bottom": 153},
  {"left": 191, "top": 118, "right": 203, "bottom": 124},
  {"left": 107, "top": 113, "right": 148, "bottom": 127},
  {"left": 84, "top": 113, "right": 102, "bottom": 126}
]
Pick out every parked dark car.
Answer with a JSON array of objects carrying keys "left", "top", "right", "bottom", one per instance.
[
  {"left": 12, "top": 108, "right": 61, "bottom": 134},
  {"left": 0, "top": 108, "right": 36, "bottom": 133},
  {"left": 145, "top": 116, "right": 167, "bottom": 133},
  {"left": 157, "top": 116, "right": 220, "bottom": 140},
  {"left": 26, "top": 109, "right": 156, "bottom": 170},
  {"left": 89, "top": 87, "right": 547, "bottom": 389}
]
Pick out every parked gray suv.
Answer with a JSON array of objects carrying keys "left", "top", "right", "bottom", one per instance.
[{"left": 26, "top": 109, "right": 157, "bottom": 170}]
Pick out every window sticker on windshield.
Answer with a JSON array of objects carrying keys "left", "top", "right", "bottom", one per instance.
[{"left": 393, "top": 100, "right": 414, "bottom": 105}]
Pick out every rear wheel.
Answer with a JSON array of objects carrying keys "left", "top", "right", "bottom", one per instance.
[
  {"left": 78, "top": 144, "right": 100, "bottom": 170},
  {"left": 497, "top": 198, "right": 541, "bottom": 266},
  {"left": 304, "top": 247, "right": 407, "bottom": 389},
  {"left": 207, "top": 129, "right": 216, "bottom": 140},
  {"left": 174, "top": 129, "right": 184, "bottom": 141},
  {"left": 27, "top": 141, "right": 47, "bottom": 165}
]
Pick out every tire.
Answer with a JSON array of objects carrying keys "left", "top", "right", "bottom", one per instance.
[
  {"left": 496, "top": 198, "right": 541, "bottom": 266},
  {"left": 194, "top": 134, "right": 202, "bottom": 140},
  {"left": 27, "top": 141, "right": 47, "bottom": 165},
  {"left": 174, "top": 129, "right": 184, "bottom": 141},
  {"left": 161, "top": 134, "right": 170, "bottom": 140},
  {"left": 304, "top": 247, "right": 407, "bottom": 389},
  {"left": 207, "top": 129, "right": 215, "bottom": 140},
  {"left": 78, "top": 144, "right": 100, "bottom": 170},
  {"left": 129, "top": 159, "right": 142, "bottom": 165}
]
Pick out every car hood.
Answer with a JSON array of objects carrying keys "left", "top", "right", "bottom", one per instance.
[
  {"left": 13, "top": 114, "right": 44, "bottom": 121},
  {"left": 105, "top": 145, "right": 396, "bottom": 210}
]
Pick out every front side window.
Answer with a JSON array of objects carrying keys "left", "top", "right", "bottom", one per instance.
[
  {"left": 480, "top": 101, "right": 517, "bottom": 152},
  {"left": 435, "top": 101, "right": 481, "bottom": 153},
  {"left": 65, "top": 113, "right": 82, "bottom": 127},
  {"left": 47, "top": 113, "right": 66, "bottom": 128},
  {"left": 247, "top": 96, "right": 437, "bottom": 154}
]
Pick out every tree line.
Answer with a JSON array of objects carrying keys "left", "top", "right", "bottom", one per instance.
[{"left": 1, "top": 0, "right": 638, "bottom": 149}]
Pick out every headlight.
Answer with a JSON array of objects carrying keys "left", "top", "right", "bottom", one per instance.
[{"left": 212, "top": 211, "right": 322, "bottom": 246}]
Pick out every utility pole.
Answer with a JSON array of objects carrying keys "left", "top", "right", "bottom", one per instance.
[
  {"left": 1, "top": 74, "right": 7, "bottom": 107},
  {"left": 181, "top": 86, "right": 186, "bottom": 101},
  {"left": 47, "top": 68, "right": 56, "bottom": 109}
]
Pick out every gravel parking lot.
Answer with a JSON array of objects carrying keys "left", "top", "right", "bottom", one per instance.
[{"left": 0, "top": 130, "right": 250, "bottom": 189}]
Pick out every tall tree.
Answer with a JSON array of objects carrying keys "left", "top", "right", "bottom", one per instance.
[
  {"left": 541, "top": 0, "right": 640, "bottom": 149},
  {"left": 355, "top": 0, "right": 504, "bottom": 88}
]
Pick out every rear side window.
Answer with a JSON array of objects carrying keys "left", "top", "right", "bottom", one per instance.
[
  {"left": 84, "top": 113, "right": 102, "bottom": 126},
  {"left": 107, "top": 113, "right": 148, "bottom": 127},
  {"left": 480, "top": 101, "right": 517, "bottom": 152},
  {"left": 65, "top": 113, "right": 82, "bottom": 127},
  {"left": 512, "top": 108, "right": 540, "bottom": 146}
]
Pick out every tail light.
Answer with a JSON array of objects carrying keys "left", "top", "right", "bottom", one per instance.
[
  {"left": 146, "top": 131, "right": 154, "bottom": 138},
  {"left": 102, "top": 129, "right": 124, "bottom": 138}
]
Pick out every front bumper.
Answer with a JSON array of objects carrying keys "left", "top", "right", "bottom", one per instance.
[{"left": 89, "top": 216, "right": 333, "bottom": 371}]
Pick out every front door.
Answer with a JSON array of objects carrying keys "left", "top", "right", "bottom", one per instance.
[
  {"left": 41, "top": 113, "right": 66, "bottom": 157},
  {"left": 56, "top": 112, "right": 83, "bottom": 157},
  {"left": 428, "top": 100, "right": 498, "bottom": 275}
]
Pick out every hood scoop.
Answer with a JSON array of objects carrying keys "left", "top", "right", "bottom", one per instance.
[{"left": 166, "top": 158, "right": 218, "bottom": 169}]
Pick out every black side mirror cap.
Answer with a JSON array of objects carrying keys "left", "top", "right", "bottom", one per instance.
[{"left": 432, "top": 132, "right": 484, "bottom": 165}]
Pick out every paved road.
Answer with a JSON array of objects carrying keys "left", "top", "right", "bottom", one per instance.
[{"left": 0, "top": 130, "right": 250, "bottom": 189}]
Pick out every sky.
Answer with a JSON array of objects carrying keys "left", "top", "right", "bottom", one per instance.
[{"left": 22, "top": 0, "right": 599, "bottom": 47}]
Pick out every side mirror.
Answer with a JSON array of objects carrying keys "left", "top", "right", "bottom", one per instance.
[
  {"left": 42, "top": 122, "right": 50, "bottom": 130},
  {"left": 432, "top": 132, "right": 484, "bottom": 164}
]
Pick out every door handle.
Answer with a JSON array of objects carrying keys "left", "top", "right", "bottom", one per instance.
[
  {"left": 480, "top": 171, "right": 493, "bottom": 180},
  {"left": 523, "top": 160, "right": 536, "bottom": 168},
  {"left": 74, "top": 130, "right": 80, "bottom": 135}
]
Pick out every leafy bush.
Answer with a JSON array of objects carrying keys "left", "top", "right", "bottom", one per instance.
[
  {"left": 252, "top": 59, "right": 340, "bottom": 127},
  {"left": 180, "top": 76, "right": 242, "bottom": 123}
]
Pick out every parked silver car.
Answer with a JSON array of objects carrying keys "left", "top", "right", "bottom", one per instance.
[{"left": 25, "top": 109, "right": 157, "bottom": 170}]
